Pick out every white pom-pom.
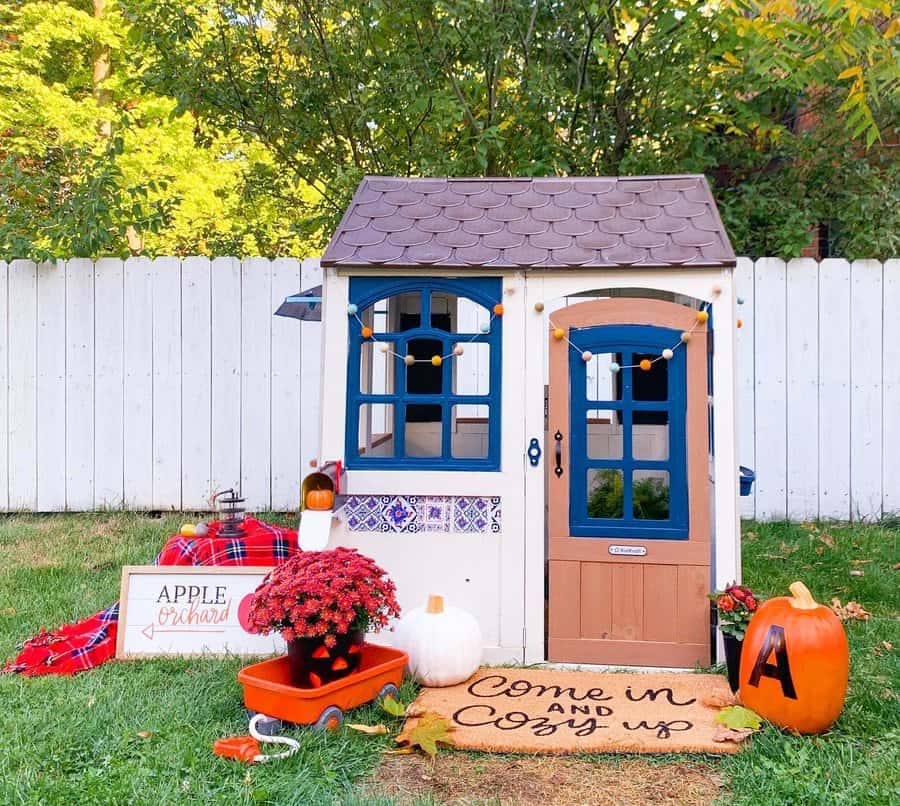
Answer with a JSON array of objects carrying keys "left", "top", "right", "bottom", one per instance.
[
  {"left": 582, "top": 351, "right": 593, "bottom": 362},
  {"left": 662, "top": 348, "right": 674, "bottom": 360}
]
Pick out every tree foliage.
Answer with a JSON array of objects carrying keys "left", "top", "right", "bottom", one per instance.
[
  {"left": 3, "top": 0, "right": 898, "bottom": 260},
  {"left": 0, "top": 0, "right": 318, "bottom": 260}
]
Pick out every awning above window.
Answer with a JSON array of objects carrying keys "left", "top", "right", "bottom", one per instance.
[{"left": 274, "top": 285, "right": 323, "bottom": 321}]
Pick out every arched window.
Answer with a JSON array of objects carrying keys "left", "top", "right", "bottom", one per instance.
[{"left": 346, "top": 277, "right": 502, "bottom": 470}]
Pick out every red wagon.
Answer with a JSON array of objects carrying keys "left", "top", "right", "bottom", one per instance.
[{"left": 238, "top": 644, "right": 408, "bottom": 732}]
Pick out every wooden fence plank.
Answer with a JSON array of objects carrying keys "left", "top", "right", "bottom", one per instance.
[
  {"left": 8, "top": 260, "right": 37, "bottom": 509},
  {"left": 785, "top": 259, "right": 819, "bottom": 520},
  {"left": 94, "top": 258, "right": 125, "bottom": 508},
  {"left": 152, "top": 257, "right": 182, "bottom": 509},
  {"left": 123, "top": 257, "right": 154, "bottom": 508},
  {"left": 734, "top": 257, "right": 756, "bottom": 519},
  {"left": 818, "top": 259, "right": 852, "bottom": 520},
  {"left": 210, "top": 257, "right": 242, "bottom": 498},
  {"left": 882, "top": 259, "right": 900, "bottom": 517},
  {"left": 181, "top": 256, "right": 212, "bottom": 510},
  {"left": 850, "top": 260, "right": 883, "bottom": 520},
  {"left": 298, "top": 258, "right": 322, "bottom": 472},
  {"left": 36, "top": 261, "right": 66, "bottom": 510},
  {"left": 0, "top": 261, "right": 7, "bottom": 510},
  {"left": 753, "top": 258, "right": 787, "bottom": 520},
  {"left": 65, "top": 258, "right": 95, "bottom": 509},
  {"left": 270, "top": 258, "right": 302, "bottom": 511},
  {"left": 240, "top": 257, "right": 272, "bottom": 509}
]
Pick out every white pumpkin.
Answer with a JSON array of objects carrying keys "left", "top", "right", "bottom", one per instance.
[{"left": 393, "top": 594, "right": 482, "bottom": 687}]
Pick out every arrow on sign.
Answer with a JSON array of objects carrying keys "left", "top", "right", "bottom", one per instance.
[{"left": 141, "top": 623, "right": 226, "bottom": 639}]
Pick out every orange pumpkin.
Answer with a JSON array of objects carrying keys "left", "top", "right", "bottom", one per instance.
[
  {"left": 739, "top": 581, "right": 849, "bottom": 734},
  {"left": 305, "top": 489, "right": 334, "bottom": 511}
]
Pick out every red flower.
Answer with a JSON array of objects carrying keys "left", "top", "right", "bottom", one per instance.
[
  {"left": 745, "top": 595, "right": 758, "bottom": 611},
  {"left": 718, "top": 595, "right": 735, "bottom": 612},
  {"left": 246, "top": 547, "right": 400, "bottom": 645}
]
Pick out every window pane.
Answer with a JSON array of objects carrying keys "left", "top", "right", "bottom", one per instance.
[
  {"left": 453, "top": 342, "right": 489, "bottom": 395},
  {"left": 430, "top": 291, "right": 455, "bottom": 330},
  {"left": 406, "top": 337, "right": 444, "bottom": 423},
  {"left": 633, "top": 411, "right": 669, "bottom": 460},
  {"left": 586, "top": 409, "right": 623, "bottom": 459},
  {"left": 587, "top": 469, "right": 624, "bottom": 519},
  {"left": 585, "top": 352, "right": 619, "bottom": 401},
  {"left": 632, "top": 352, "right": 668, "bottom": 402},
  {"left": 451, "top": 404, "right": 489, "bottom": 459},
  {"left": 360, "top": 292, "right": 419, "bottom": 334},
  {"left": 358, "top": 404, "right": 394, "bottom": 458},
  {"left": 632, "top": 471, "right": 670, "bottom": 520},
  {"left": 404, "top": 419, "right": 442, "bottom": 458},
  {"left": 360, "top": 339, "right": 395, "bottom": 396},
  {"left": 454, "top": 294, "right": 492, "bottom": 335}
]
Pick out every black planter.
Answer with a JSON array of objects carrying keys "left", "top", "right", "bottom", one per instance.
[
  {"left": 722, "top": 633, "right": 743, "bottom": 693},
  {"left": 286, "top": 630, "right": 364, "bottom": 688}
]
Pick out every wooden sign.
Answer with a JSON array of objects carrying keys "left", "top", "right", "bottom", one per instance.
[{"left": 116, "top": 566, "right": 286, "bottom": 659}]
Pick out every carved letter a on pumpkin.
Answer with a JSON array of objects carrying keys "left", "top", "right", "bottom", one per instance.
[{"left": 747, "top": 624, "right": 797, "bottom": 699}]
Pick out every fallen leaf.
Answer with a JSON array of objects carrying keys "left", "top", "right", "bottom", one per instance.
[
  {"left": 397, "top": 713, "right": 455, "bottom": 759},
  {"left": 712, "top": 725, "right": 755, "bottom": 744},
  {"left": 86, "top": 696, "right": 95, "bottom": 708},
  {"left": 745, "top": 531, "right": 758, "bottom": 541},
  {"left": 883, "top": 641, "right": 893, "bottom": 651},
  {"left": 384, "top": 748, "right": 414, "bottom": 755},
  {"left": 346, "top": 723, "right": 388, "bottom": 735},
  {"left": 850, "top": 569, "right": 865, "bottom": 578},
  {"left": 852, "top": 559, "right": 872, "bottom": 566},
  {"left": 381, "top": 696, "right": 406, "bottom": 718},
  {"left": 818, "top": 533, "right": 835, "bottom": 548},
  {"left": 780, "top": 541, "right": 798, "bottom": 555},
  {"left": 830, "top": 598, "right": 871, "bottom": 621},
  {"left": 715, "top": 706, "right": 762, "bottom": 730},
  {"left": 893, "top": 563, "right": 900, "bottom": 571},
  {"left": 702, "top": 691, "right": 739, "bottom": 709},
  {"left": 0, "top": 607, "right": 16, "bottom": 616},
  {"left": 137, "top": 731, "right": 153, "bottom": 740},
  {"left": 405, "top": 703, "right": 428, "bottom": 718},
  {"left": 815, "top": 547, "right": 825, "bottom": 555}
]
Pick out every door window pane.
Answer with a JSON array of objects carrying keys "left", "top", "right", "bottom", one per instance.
[
  {"left": 632, "top": 353, "right": 668, "bottom": 402},
  {"left": 632, "top": 470, "right": 670, "bottom": 520},
  {"left": 453, "top": 342, "right": 490, "bottom": 395},
  {"left": 586, "top": 409, "right": 624, "bottom": 459},
  {"left": 587, "top": 469, "right": 624, "bottom": 519},
  {"left": 585, "top": 352, "right": 618, "bottom": 401},
  {"left": 632, "top": 411, "right": 669, "bottom": 460}
]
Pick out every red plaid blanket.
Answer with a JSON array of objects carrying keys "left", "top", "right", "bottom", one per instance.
[{"left": 2, "top": 517, "right": 299, "bottom": 677}]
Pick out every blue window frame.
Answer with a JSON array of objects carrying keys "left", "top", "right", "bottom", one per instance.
[
  {"left": 569, "top": 324, "right": 689, "bottom": 539},
  {"left": 346, "top": 277, "right": 502, "bottom": 471}
]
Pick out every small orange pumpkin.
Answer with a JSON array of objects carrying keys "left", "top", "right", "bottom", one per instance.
[
  {"left": 739, "top": 581, "right": 849, "bottom": 734},
  {"left": 305, "top": 488, "right": 334, "bottom": 511}
]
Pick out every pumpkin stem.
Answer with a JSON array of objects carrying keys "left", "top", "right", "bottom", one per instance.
[
  {"left": 426, "top": 595, "right": 444, "bottom": 614},
  {"left": 788, "top": 581, "right": 819, "bottom": 610}
]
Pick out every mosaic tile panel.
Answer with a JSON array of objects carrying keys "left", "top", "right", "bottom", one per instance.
[{"left": 340, "top": 495, "right": 501, "bottom": 534}]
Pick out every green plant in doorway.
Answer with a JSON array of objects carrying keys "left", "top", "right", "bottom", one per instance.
[{"left": 587, "top": 469, "right": 669, "bottom": 520}]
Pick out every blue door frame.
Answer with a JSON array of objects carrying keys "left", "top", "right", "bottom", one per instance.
[{"left": 568, "top": 324, "right": 689, "bottom": 540}]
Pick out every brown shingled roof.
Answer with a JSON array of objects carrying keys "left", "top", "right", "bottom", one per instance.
[{"left": 321, "top": 175, "right": 735, "bottom": 270}]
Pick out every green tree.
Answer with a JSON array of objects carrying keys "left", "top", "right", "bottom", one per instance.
[
  {"left": 0, "top": 0, "right": 318, "bottom": 260},
  {"left": 125, "top": 0, "right": 898, "bottom": 257}
]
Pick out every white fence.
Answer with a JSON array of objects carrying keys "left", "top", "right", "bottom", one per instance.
[{"left": 1, "top": 256, "right": 897, "bottom": 520}]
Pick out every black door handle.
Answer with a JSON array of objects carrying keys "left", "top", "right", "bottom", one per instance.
[{"left": 554, "top": 430, "right": 564, "bottom": 477}]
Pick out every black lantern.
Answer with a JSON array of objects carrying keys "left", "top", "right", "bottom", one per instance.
[{"left": 214, "top": 488, "right": 246, "bottom": 538}]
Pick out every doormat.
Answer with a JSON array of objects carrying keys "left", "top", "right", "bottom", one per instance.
[{"left": 398, "top": 667, "right": 740, "bottom": 754}]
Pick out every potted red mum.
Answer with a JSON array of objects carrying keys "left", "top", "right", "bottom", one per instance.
[
  {"left": 710, "top": 582, "right": 760, "bottom": 692},
  {"left": 246, "top": 547, "right": 400, "bottom": 688}
]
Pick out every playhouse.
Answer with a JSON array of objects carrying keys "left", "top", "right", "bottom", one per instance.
[{"left": 289, "top": 175, "right": 740, "bottom": 669}]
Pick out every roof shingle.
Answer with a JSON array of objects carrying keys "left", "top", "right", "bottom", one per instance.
[{"left": 321, "top": 175, "right": 736, "bottom": 270}]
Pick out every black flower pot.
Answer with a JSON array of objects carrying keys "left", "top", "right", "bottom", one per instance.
[
  {"left": 722, "top": 633, "right": 743, "bottom": 693},
  {"left": 286, "top": 630, "right": 364, "bottom": 688}
]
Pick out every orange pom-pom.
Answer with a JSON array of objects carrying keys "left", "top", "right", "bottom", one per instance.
[
  {"left": 493, "top": 303, "right": 504, "bottom": 316},
  {"left": 639, "top": 359, "right": 652, "bottom": 371},
  {"left": 431, "top": 355, "right": 442, "bottom": 367},
  {"left": 553, "top": 327, "right": 565, "bottom": 341},
  {"left": 361, "top": 326, "right": 374, "bottom": 339},
  {"left": 696, "top": 310, "right": 709, "bottom": 324},
  {"left": 737, "top": 319, "right": 743, "bottom": 328}
]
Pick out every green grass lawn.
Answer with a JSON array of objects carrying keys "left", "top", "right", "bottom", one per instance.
[{"left": 0, "top": 515, "right": 897, "bottom": 805}]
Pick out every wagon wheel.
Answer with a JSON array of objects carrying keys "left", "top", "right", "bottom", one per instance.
[
  {"left": 312, "top": 705, "right": 343, "bottom": 732},
  {"left": 246, "top": 711, "right": 284, "bottom": 736},
  {"left": 377, "top": 683, "right": 400, "bottom": 703}
]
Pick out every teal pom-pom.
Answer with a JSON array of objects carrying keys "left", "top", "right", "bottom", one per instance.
[
  {"left": 347, "top": 303, "right": 358, "bottom": 315},
  {"left": 609, "top": 362, "right": 620, "bottom": 374},
  {"left": 480, "top": 322, "right": 491, "bottom": 334}
]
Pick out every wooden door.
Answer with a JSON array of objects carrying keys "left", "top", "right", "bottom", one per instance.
[{"left": 547, "top": 299, "right": 711, "bottom": 667}]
